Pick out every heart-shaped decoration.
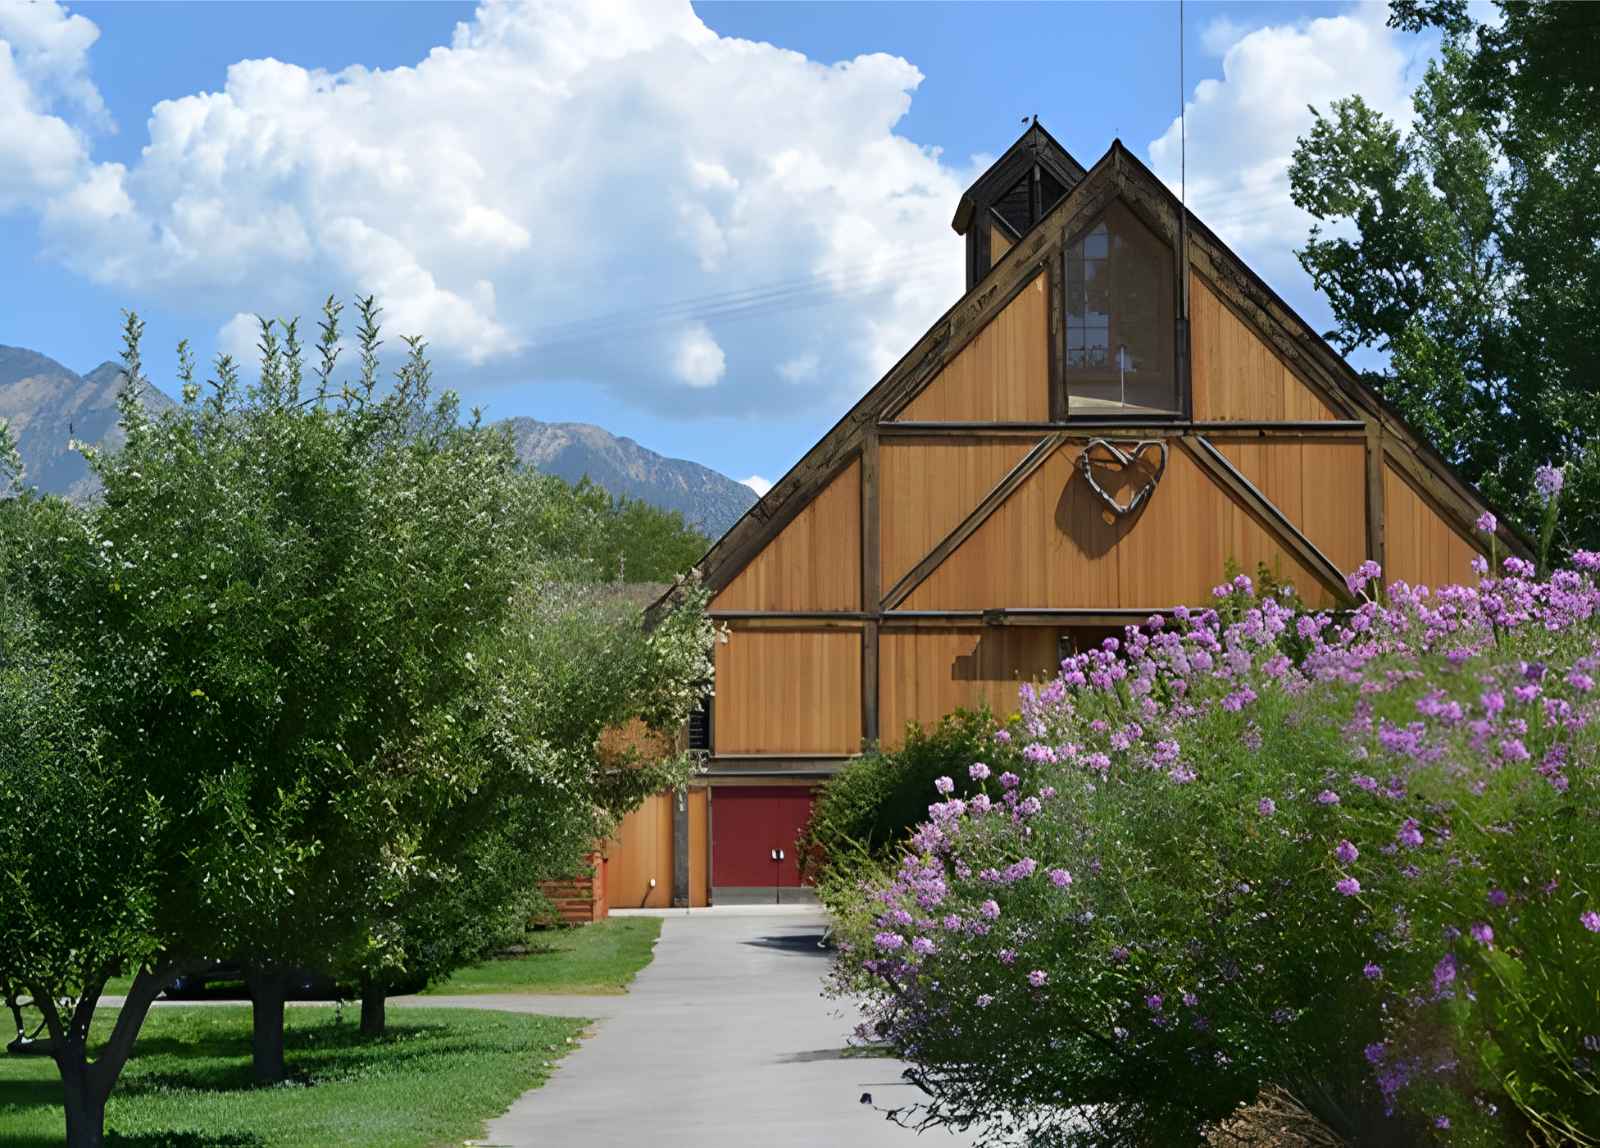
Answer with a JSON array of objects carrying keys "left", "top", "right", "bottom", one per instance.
[{"left": 1076, "top": 438, "right": 1168, "bottom": 518}]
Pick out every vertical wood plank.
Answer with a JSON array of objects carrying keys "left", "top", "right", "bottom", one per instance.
[
  {"left": 861, "top": 427, "right": 881, "bottom": 748},
  {"left": 688, "top": 787, "right": 709, "bottom": 908},
  {"left": 1048, "top": 247, "right": 1066, "bottom": 423},
  {"left": 1366, "top": 421, "right": 1386, "bottom": 572},
  {"left": 861, "top": 431, "right": 880, "bottom": 611}
]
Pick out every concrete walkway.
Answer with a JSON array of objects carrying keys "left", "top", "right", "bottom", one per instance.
[{"left": 476, "top": 912, "right": 974, "bottom": 1148}]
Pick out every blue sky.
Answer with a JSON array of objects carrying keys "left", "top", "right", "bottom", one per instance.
[{"left": 0, "top": 1, "right": 1438, "bottom": 495}]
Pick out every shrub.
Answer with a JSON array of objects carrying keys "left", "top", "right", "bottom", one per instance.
[
  {"left": 835, "top": 556, "right": 1600, "bottom": 1147},
  {"left": 799, "top": 709, "right": 1002, "bottom": 891}
]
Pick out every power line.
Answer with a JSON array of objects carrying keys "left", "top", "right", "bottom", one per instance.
[{"left": 523, "top": 248, "right": 955, "bottom": 349}]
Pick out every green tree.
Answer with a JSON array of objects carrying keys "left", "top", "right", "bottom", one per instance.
[
  {"left": 1289, "top": 0, "right": 1600, "bottom": 551},
  {"left": 0, "top": 526, "right": 170, "bottom": 1146},
  {"left": 356, "top": 574, "right": 714, "bottom": 1034},
  {"left": 2, "top": 299, "right": 711, "bottom": 1145},
  {"left": 583, "top": 484, "right": 709, "bottom": 583}
]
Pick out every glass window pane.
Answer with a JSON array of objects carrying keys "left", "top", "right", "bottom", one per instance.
[{"left": 1064, "top": 201, "right": 1178, "bottom": 416}]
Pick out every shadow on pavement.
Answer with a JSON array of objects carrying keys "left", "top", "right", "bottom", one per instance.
[{"left": 740, "top": 932, "right": 831, "bottom": 957}]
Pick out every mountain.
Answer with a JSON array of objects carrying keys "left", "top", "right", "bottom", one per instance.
[
  {"left": 0, "top": 346, "right": 175, "bottom": 501},
  {"left": 500, "top": 416, "right": 755, "bottom": 539},
  {"left": 0, "top": 346, "right": 757, "bottom": 540}
]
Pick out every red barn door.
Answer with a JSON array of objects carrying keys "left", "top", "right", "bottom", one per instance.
[{"left": 711, "top": 786, "right": 815, "bottom": 888}]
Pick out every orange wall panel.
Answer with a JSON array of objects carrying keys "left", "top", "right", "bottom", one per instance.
[
  {"left": 712, "top": 460, "right": 860, "bottom": 612},
  {"left": 606, "top": 792, "right": 674, "bottom": 910},
  {"left": 895, "top": 274, "right": 1050, "bottom": 423},
  {"left": 879, "top": 438, "right": 1031, "bottom": 595},
  {"left": 713, "top": 628, "right": 862, "bottom": 755},
  {"left": 878, "top": 627, "right": 1060, "bottom": 747},
  {"left": 902, "top": 440, "right": 1335, "bottom": 612},
  {"left": 1213, "top": 437, "right": 1367, "bottom": 578},
  {"left": 1190, "top": 272, "right": 1343, "bottom": 422},
  {"left": 1383, "top": 462, "right": 1483, "bottom": 590}
]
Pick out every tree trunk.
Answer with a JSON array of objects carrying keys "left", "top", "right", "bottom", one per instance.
[
  {"left": 247, "top": 968, "right": 288, "bottom": 1084},
  {"left": 359, "top": 971, "right": 386, "bottom": 1038},
  {"left": 44, "top": 963, "right": 182, "bottom": 1148},
  {"left": 59, "top": 1060, "right": 106, "bottom": 1148}
]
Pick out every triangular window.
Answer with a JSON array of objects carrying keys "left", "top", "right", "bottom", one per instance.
[{"left": 1064, "top": 201, "right": 1179, "bottom": 416}]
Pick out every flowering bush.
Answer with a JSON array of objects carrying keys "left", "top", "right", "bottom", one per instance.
[{"left": 835, "top": 557, "right": 1600, "bottom": 1146}]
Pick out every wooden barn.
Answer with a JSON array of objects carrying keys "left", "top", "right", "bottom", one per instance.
[{"left": 611, "top": 120, "right": 1524, "bottom": 908}]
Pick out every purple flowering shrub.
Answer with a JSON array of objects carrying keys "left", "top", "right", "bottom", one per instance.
[{"left": 834, "top": 558, "right": 1600, "bottom": 1146}]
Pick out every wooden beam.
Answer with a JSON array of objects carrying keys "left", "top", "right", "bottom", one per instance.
[
  {"left": 980, "top": 608, "right": 1171, "bottom": 628},
  {"left": 1048, "top": 248, "right": 1066, "bottom": 422},
  {"left": 862, "top": 620, "right": 879, "bottom": 749},
  {"left": 861, "top": 427, "right": 880, "bottom": 612},
  {"left": 703, "top": 763, "right": 853, "bottom": 779},
  {"left": 880, "top": 431, "right": 1068, "bottom": 610},
  {"left": 860, "top": 425, "right": 880, "bottom": 748},
  {"left": 1366, "top": 420, "right": 1386, "bottom": 570},
  {"left": 708, "top": 611, "right": 867, "bottom": 621},
  {"left": 1181, "top": 434, "right": 1356, "bottom": 606},
  {"left": 709, "top": 613, "right": 867, "bottom": 632},
  {"left": 879, "top": 420, "right": 1368, "bottom": 436}
]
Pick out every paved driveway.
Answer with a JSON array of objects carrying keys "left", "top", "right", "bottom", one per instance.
[{"left": 474, "top": 912, "right": 975, "bottom": 1148}]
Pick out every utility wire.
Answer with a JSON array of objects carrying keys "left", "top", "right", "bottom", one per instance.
[{"left": 524, "top": 248, "right": 954, "bottom": 349}]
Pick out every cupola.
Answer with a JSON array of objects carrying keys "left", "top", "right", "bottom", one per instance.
[{"left": 950, "top": 118, "right": 1085, "bottom": 291}]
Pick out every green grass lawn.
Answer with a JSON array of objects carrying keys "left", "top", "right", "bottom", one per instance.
[
  {"left": 423, "top": 917, "right": 662, "bottom": 996},
  {"left": 0, "top": 1006, "right": 585, "bottom": 1147}
]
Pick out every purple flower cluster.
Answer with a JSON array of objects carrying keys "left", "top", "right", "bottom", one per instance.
[{"left": 844, "top": 554, "right": 1600, "bottom": 1141}]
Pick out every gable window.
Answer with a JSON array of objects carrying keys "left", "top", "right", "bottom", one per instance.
[{"left": 1065, "top": 201, "right": 1179, "bottom": 416}]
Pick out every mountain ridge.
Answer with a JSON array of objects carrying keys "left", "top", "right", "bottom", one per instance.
[{"left": 0, "top": 345, "right": 755, "bottom": 538}]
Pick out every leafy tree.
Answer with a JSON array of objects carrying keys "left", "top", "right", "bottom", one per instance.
[
  {"left": 0, "top": 416, "right": 20, "bottom": 495},
  {"left": 1, "top": 299, "right": 711, "bottom": 1145},
  {"left": 583, "top": 484, "right": 709, "bottom": 583},
  {"left": 1289, "top": 0, "right": 1600, "bottom": 551},
  {"left": 355, "top": 574, "right": 713, "bottom": 1033}
]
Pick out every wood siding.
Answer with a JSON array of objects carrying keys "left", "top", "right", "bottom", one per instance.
[
  {"left": 606, "top": 792, "right": 673, "bottom": 910},
  {"left": 879, "top": 627, "right": 1060, "bottom": 746},
  {"left": 1383, "top": 460, "right": 1483, "bottom": 589},
  {"left": 1190, "top": 273, "right": 1344, "bottom": 422},
  {"left": 894, "top": 275, "right": 1050, "bottom": 422},
  {"left": 689, "top": 786, "right": 709, "bottom": 908},
  {"left": 879, "top": 438, "right": 1032, "bottom": 596},
  {"left": 1213, "top": 437, "right": 1368, "bottom": 577},
  {"left": 598, "top": 717, "right": 676, "bottom": 763},
  {"left": 712, "top": 460, "right": 861, "bottom": 612},
  {"left": 536, "top": 853, "right": 607, "bottom": 925},
  {"left": 901, "top": 440, "right": 1335, "bottom": 611},
  {"left": 713, "top": 628, "right": 862, "bottom": 755}
]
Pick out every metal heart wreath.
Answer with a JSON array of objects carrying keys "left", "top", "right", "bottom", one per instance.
[{"left": 1077, "top": 438, "right": 1168, "bottom": 518}]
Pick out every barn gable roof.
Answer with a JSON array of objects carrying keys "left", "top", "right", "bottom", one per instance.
[{"left": 655, "top": 131, "right": 1527, "bottom": 618}]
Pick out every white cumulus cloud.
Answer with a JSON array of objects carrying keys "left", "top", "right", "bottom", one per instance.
[
  {"left": 672, "top": 322, "right": 726, "bottom": 388},
  {"left": 0, "top": 0, "right": 104, "bottom": 211},
  {"left": 1149, "top": 4, "right": 1421, "bottom": 292},
  {"left": 740, "top": 474, "right": 772, "bottom": 497},
  {"left": 3, "top": 0, "right": 976, "bottom": 422}
]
